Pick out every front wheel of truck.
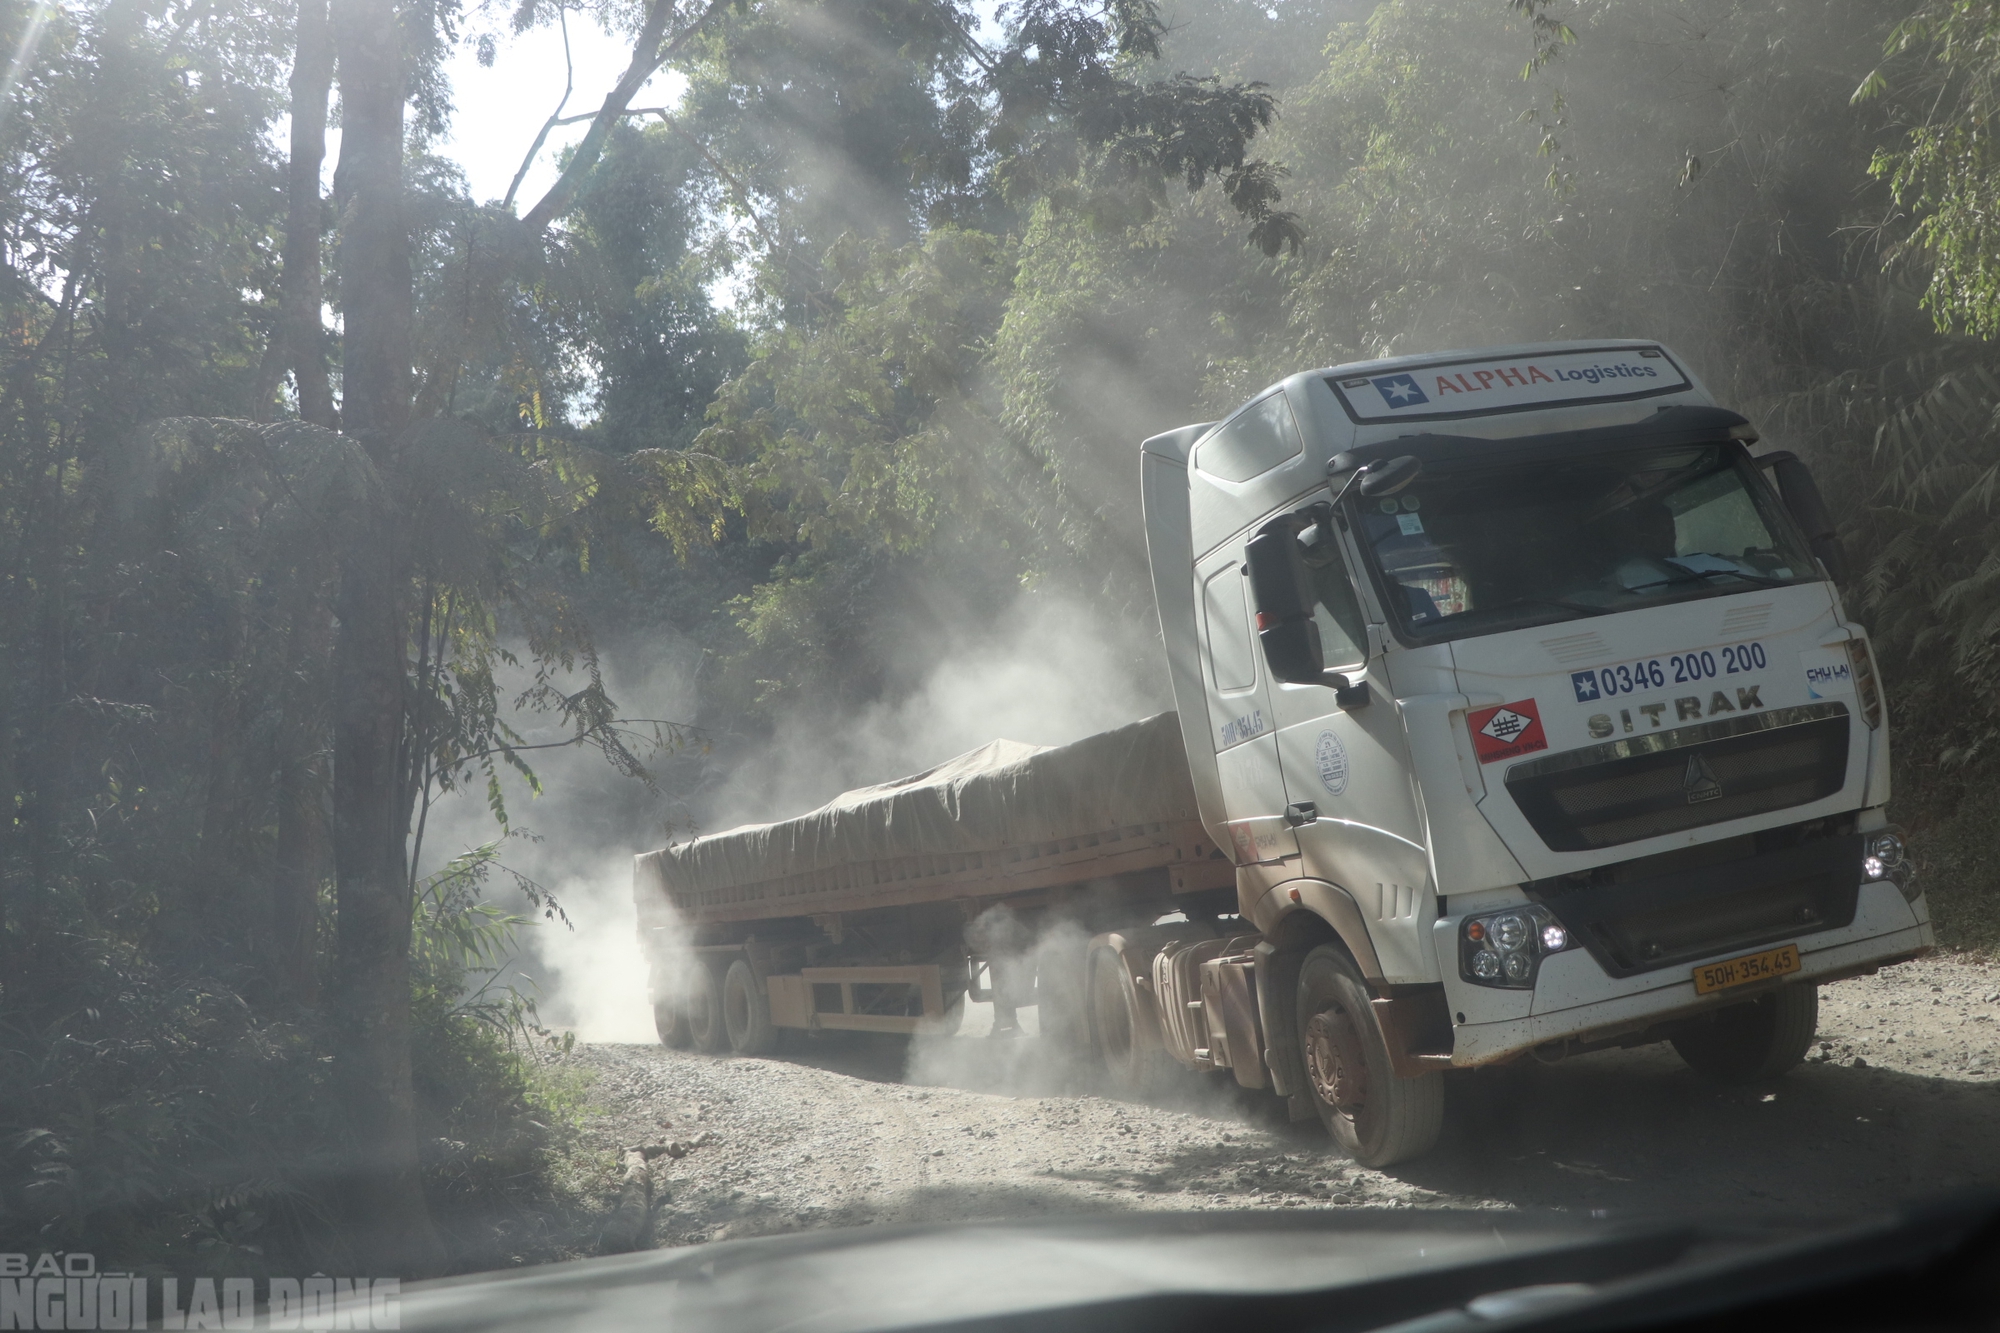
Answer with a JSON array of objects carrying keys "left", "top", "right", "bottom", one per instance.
[
  {"left": 1296, "top": 944, "right": 1443, "bottom": 1167},
  {"left": 1672, "top": 982, "right": 1818, "bottom": 1083}
]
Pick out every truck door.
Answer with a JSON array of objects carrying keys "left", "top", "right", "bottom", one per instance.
[
  {"left": 1195, "top": 547, "right": 1297, "bottom": 865},
  {"left": 1265, "top": 494, "right": 1431, "bottom": 971}
]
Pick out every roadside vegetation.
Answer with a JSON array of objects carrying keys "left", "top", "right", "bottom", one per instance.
[{"left": 4, "top": 0, "right": 1999, "bottom": 1279}]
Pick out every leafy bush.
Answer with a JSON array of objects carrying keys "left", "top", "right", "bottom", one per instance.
[{"left": 0, "top": 842, "right": 612, "bottom": 1275}]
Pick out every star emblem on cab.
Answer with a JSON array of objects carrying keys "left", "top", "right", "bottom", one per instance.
[{"left": 1370, "top": 372, "right": 1429, "bottom": 407}]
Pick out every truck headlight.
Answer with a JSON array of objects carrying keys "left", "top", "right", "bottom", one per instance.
[
  {"left": 1863, "top": 828, "right": 1918, "bottom": 901},
  {"left": 1460, "top": 904, "right": 1573, "bottom": 989}
]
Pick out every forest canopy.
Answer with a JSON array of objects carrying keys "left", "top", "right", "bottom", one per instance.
[{"left": 3, "top": 0, "right": 2000, "bottom": 1278}]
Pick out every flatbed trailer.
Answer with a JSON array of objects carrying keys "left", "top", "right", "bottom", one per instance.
[{"left": 634, "top": 713, "right": 1234, "bottom": 1043}]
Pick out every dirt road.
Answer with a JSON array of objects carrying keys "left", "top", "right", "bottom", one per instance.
[{"left": 570, "top": 953, "right": 2000, "bottom": 1249}]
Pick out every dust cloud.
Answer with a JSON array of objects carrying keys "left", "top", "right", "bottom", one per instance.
[
  {"left": 420, "top": 592, "right": 1170, "bottom": 1044},
  {"left": 906, "top": 915, "right": 1085, "bottom": 1096},
  {"left": 415, "top": 644, "right": 700, "bottom": 1044},
  {"left": 701, "top": 593, "right": 1171, "bottom": 832}
]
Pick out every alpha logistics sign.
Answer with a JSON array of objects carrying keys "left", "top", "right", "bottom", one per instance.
[{"left": 1329, "top": 345, "right": 1691, "bottom": 422}]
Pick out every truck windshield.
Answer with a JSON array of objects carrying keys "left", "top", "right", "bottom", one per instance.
[{"left": 1350, "top": 444, "right": 1815, "bottom": 640}]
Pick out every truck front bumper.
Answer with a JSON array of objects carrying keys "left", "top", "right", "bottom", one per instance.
[{"left": 1434, "top": 881, "right": 1933, "bottom": 1067}]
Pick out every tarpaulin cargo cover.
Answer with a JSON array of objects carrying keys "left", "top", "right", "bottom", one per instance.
[{"left": 634, "top": 712, "right": 1232, "bottom": 928}]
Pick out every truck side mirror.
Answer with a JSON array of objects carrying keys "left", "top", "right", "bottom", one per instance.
[
  {"left": 1246, "top": 526, "right": 1325, "bottom": 686},
  {"left": 1766, "top": 453, "right": 1848, "bottom": 583},
  {"left": 1247, "top": 522, "right": 1368, "bottom": 705}
]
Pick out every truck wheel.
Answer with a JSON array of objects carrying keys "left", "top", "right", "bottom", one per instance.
[
  {"left": 687, "top": 959, "right": 728, "bottom": 1054},
  {"left": 722, "top": 959, "right": 778, "bottom": 1055},
  {"left": 1087, "top": 944, "right": 1169, "bottom": 1096},
  {"left": 1296, "top": 944, "right": 1443, "bottom": 1167},
  {"left": 653, "top": 992, "right": 691, "bottom": 1049},
  {"left": 1672, "top": 983, "right": 1818, "bottom": 1083}
]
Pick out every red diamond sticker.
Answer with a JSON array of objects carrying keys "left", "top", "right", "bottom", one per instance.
[{"left": 1468, "top": 698, "right": 1548, "bottom": 764}]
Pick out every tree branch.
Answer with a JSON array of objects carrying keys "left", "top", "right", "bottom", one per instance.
[
  {"left": 501, "top": 4, "right": 575, "bottom": 213},
  {"left": 550, "top": 104, "right": 670, "bottom": 125},
  {"left": 520, "top": 0, "right": 733, "bottom": 234}
]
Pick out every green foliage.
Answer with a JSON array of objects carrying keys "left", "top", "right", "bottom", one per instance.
[
  {"left": 0, "top": 840, "right": 604, "bottom": 1272},
  {"left": 1859, "top": 2, "right": 2000, "bottom": 338},
  {"left": 0, "top": 0, "right": 663, "bottom": 1272},
  {"left": 987, "top": 0, "right": 1302, "bottom": 256},
  {"left": 701, "top": 227, "right": 1017, "bottom": 553}
]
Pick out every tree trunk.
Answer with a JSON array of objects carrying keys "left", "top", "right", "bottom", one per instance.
[
  {"left": 261, "top": 0, "right": 336, "bottom": 1003},
  {"left": 328, "top": 0, "right": 443, "bottom": 1277},
  {"left": 272, "top": 599, "right": 332, "bottom": 1009},
  {"left": 284, "top": 0, "right": 336, "bottom": 427}
]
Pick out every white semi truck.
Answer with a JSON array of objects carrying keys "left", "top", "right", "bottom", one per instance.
[{"left": 636, "top": 339, "right": 1932, "bottom": 1166}]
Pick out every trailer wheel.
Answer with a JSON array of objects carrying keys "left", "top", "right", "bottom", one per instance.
[
  {"left": 1087, "top": 944, "right": 1169, "bottom": 1096},
  {"left": 1672, "top": 982, "right": 1818, "bottom": 1083},
  {"left": 653, "top": 992, "right": 691, "bottom": 1049},
  {"left": 687, "top": 959, "right": 729, "bottom": 1054},
  {"left": 1296, "top": 944, "right": 1442, "bottom": 1167},
  {"left": 722, "top": 959, "right": 778, "bottom": 1055}
]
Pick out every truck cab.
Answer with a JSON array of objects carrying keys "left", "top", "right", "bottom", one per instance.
[{"left": 1142, "top": 341, "right": 1932, "bottom": 1163}]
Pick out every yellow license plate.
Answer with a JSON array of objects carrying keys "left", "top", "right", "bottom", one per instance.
[{"left": 1693, "top": 943, "right": 1801, "bottom": 995}]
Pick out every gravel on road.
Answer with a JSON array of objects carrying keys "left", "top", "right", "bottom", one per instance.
[{"left": 566, "top": 952, "right": 2000, "bottom": 1250}]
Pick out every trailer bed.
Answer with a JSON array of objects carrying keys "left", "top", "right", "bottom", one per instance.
[{"left": 634, "top": 712, "right": 1232, "bottom": 929}]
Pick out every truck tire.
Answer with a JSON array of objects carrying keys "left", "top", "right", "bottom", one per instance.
[
  {"left": 1086, "top": 944, "right": 1171, "bottom": 1096},
  {"left": 1672, "top": 982, "right": 1818, "bottom": 1083},
  {"left": 723, "top": 959, "right": 778, "bottom": 1055},
  {"left": 687, "top": 959, "right": 729, "bottom": 1054},
  {"left": 654, "top": 992, "right": 691, "bottom": 1049},
  {"left": 1296, "top": 944, "right": 1443, "bottom": 1167}
]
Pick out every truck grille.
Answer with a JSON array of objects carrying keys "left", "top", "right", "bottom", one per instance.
[
  {"left": 1527, "top": 829, "right": 1861, "bottom": 977},
  {"left": 1505, "top": 703, "right": 1851, "bottom": 852}
]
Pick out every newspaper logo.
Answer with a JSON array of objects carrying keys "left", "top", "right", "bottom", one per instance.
[
  {"left": 1467, "top": 699, "right": 1549, "bottom": 764},
  {"left": 0, "top": 1253, "right": 400, "bottom": 1330}
]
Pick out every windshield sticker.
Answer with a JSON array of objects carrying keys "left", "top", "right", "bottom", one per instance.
[
  {"left": 1315, "top": 730, "right": 1350, "bottom": 796},
  {"left": 1330, "top": 346, "right": 1691, "bottom": 422},
  {"left": 1468, "top": 699, "right": 1548, "bottom": 763},
  {"left": 1801, "top": 647, "right": 1855, "bottom": 698},
  {"left": 1397, "top": 512, "right": 1425, "bottom": 536}
]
